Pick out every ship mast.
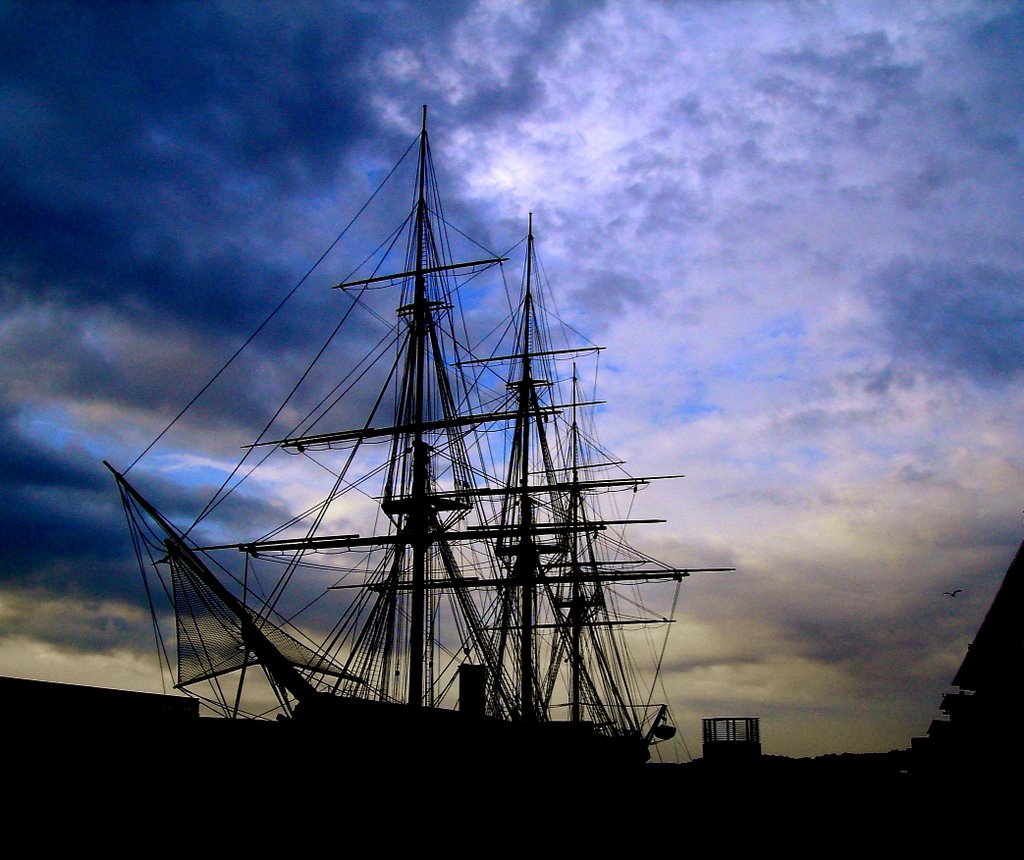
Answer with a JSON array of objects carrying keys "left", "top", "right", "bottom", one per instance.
[
  {"left": 514, "top": 213, "right": 538, "bottom": 721},
  {"left": 325, "top": 105, "right": 508, "bottom": 709},
  {"left": 237, "top": 105, "right": 508, "bottom": 709},
  {"left": 408, "top": 104, "right": 430, "bottom": 708},
  {"left": 493, "top": 217, "right": 722, "bottom": 731},
  {"left": 501, "top": 213, "right": 564, "bottom": 722},
  {"left": 569, "top": 363, "right": 582, "bottom": 723}
]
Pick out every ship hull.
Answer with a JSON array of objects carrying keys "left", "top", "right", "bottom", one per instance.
[{"left": 292, "top": 693, "right": 651, "bottom": 769}]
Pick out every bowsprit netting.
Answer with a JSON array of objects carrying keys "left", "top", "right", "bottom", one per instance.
[{"left": 170, "top": 552, "right": 348, "bottom": 689}]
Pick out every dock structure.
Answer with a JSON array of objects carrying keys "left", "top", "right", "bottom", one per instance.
[{"left": 702, "top": 716, "right": 762, "bottom": 763}]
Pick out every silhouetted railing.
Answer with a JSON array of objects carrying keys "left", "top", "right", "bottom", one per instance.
[{"left": 702, "top": 716, "right": 762, "bottom": 762}]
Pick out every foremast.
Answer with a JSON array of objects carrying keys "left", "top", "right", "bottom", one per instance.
[
  {"left": 345, "top": 105, "right": 502, "bottom": 709},
  {"left": 229, "top": 106, "right": 510, "bottom": 711},
  {"left": 405, "top": 105, "right": 435, "bottom": 709}
]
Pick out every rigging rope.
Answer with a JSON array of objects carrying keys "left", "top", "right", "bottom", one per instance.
[
  {"left": 126, "top": 134, "right": 419, "bottom": 474},
  {"left": 184, "top": 289, "right": 369, "bottom": 535},
  {"left": 645, "top": 576, "right": 683, "bottom": 711}
]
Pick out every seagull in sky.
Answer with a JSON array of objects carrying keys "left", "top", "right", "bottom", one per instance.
[{"left": 943, "top": 589, "right": 963, "bottom": 598}]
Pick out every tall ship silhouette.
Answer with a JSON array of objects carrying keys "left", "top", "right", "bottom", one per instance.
[{"left": 106, "top": 108, "right": 730, "bottom": 767}]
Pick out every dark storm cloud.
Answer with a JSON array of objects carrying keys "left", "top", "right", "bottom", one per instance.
[
  {"left": 0, "top": 0, "right": 593, "bottom": 370},
  {"left": 0, "top": 2, "right": 383, "bottom": 333},
  {"left": 0, "top": 413, "right": 292, "bottom": 603},
  {"left": 0, "top": 405, "right": 105, "bottom": 495},
  {"left": 0, "top": 284, "right": 400, "bottom": 449},
  {"left": 0, "top": 1, "right": 546, "bottom": 459},
  {"left": 784, "top": 612, "right": 936, "bottom": 679},
  {"left": 872, "top": 259, "right": 1024, "bottom": 384},
  {"left": 0, "top": 1, "right": 531, "bottom": 340},
  {"left": 0, "top": 413, "right": 136, "bottom": 597}
]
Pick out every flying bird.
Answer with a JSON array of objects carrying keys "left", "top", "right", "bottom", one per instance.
[{"left": 943, "top": 589, "right": 963, "bottom": 598}]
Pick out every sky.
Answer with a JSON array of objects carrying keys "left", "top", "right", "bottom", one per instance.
[{"left": 1, "top": 0, "right": 1022, "bottom": 760}]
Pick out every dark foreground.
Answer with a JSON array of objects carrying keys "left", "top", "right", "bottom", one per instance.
[{"left": 3, "top": 675, "right": 1012, "bottom": 848}]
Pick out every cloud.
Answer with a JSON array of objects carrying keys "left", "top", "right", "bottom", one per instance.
[
  {"left": 0, "top": 589, "right": 155, "bottom": 655},
  {"left": 764, "top": 29, "right": 922, "bottom": 125},
  {"left": 0, "top": 1, "right": 418, "bottom": 343},
  {"left": 871, "top": 259, "right": 1024, "bottom": 383}
]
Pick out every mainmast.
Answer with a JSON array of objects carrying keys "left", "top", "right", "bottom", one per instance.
[
  {"left": 514, "top": 213, "right": 538, "bottom": 721},
  {"left": 235, "top": 106, "right": 508, "bottom": 710},
  {"left": 569, "top": 364, "right": 582, "bottom": 723},
  {"left": 408, "top": 104, "right": 431, "bottom": 708},
  {"left": 317, "top": 105, "right": 506, "bottom": 710}
]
